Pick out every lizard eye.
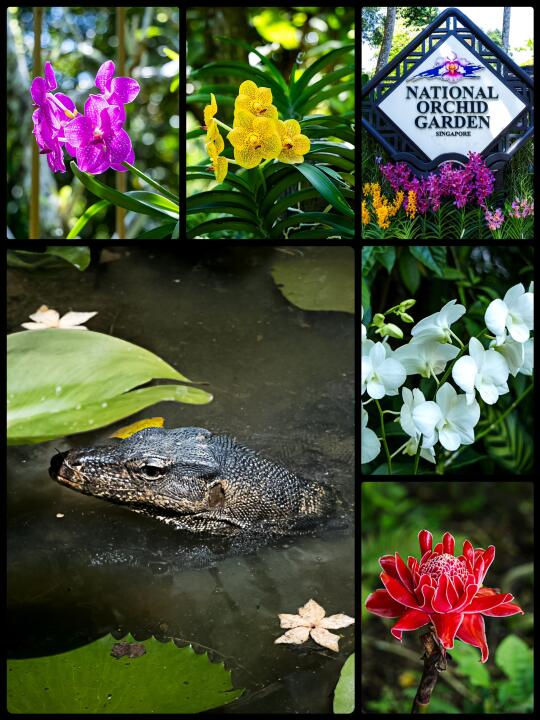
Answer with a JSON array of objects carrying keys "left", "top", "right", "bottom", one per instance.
[{"left": 142, "top": 465, "right": 164, "bottom": 479}]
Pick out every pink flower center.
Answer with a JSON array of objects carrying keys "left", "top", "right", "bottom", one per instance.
[{"left": 419, "top": 553, "right": 468, "bottom": 583}]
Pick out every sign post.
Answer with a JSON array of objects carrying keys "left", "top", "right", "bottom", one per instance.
[{"left": 362, "top": 7, "right": 534, "bottom": 177}]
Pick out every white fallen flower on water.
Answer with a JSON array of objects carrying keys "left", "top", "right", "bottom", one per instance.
[
  {"left": 410, "top": 299, "right": 466, "bottom": 344},
  {"left": 21, "top": 305, "right": 97, "bottom": 330},
  {"left": 485, "top": 283, "right": 533, "bottom": 343},
  {"left": 452, "top": 337, "right": 509, "bottom": 404},
  {"left": 275, "top": 598, "right": 354, "bottom": 652}
]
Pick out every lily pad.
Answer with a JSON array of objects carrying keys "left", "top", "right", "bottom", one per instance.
[
  {"left": 7, "top": 330, "right": 213, "bottom": 444},
  {"left": 271, "top": 247, "right": 354, "bottom": 314},
  {"left": 7, "top": 633, "right": 243, "bottom": 713},
  {"left": 333, "top": 652, "right": 354, "bottom": 713},
  {"left": 7, "top": 246, "right": 91, "bottom": 271}
]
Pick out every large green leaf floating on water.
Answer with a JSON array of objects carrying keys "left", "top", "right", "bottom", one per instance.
[
  {"left": 7, "top": 330, "right": 213, "bottom": 444},
  {"left": 333, "top": 652, "right": 354, "bottom": 713},
  {"left": 8, "top": 633, "right": 243, "bottom": 713},
  {"left": 271, "top": 246, "right": 354, "bottom": 314}
]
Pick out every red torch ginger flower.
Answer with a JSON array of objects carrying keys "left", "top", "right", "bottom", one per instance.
[{"left": 365, "top": 530, "right": 524, "bottom": 662}]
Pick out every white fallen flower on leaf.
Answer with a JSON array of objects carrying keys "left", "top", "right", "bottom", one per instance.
[
  {"left": 274, "top": 598, "right": 354, "bottom": 652},
  {"left": 21, "top": 305, "right": 97, "bottom": 330}
]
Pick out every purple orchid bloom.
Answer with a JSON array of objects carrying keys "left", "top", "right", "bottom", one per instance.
[
  {"left": 30, "top": 62, "right": 79, "bottom": 173},
  {"left": 63, "top": 94, "right": 135, "bottom": 174},
  {"left": 95, "top": 60, "right": 140, "bottom": 121}
]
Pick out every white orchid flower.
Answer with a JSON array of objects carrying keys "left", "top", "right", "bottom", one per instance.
[
  {"left": 393, "top": 337, "right": 459, "bottom": 378},
  {"left": 520, "top": 338, "right": 534, "bottom": 376},
  {"left": 485, "top": 283, "right": 534, "bottom": 343},
  {"left": 21, "top": 305, "right": 98, "bottom": 330},
  {"left": 452, "top": 337, "right": 510, "bottom": 404},
  {"left": 413, "top": 382, "right": 480, "bottom": 452},
  {"left": 361, "top": 342, "right": 406, "bottom": 399},
  {"left": 490, "top": 333, "right": 525, "bottom": 377},
  {"left": 410, "top": 299, "right": 466, "bottom": 344},
  {"left": 399, "top": 387, "right": 437, "bottom": 463},
  {"left": 361, "top": 406, "right": 381, "bottom": 464}
]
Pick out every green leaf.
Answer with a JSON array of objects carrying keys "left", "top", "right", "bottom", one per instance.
[
  {"left": 451, "top": 641, "right": 490, "bottom": 687},
  {"left": 399, "top": 248, "right": 421, "bottom": 293},
  {"left": 187, "top": 190, "right": 257, "bottom": 213},
  {"left": 162, "top": 46, "right": 179, "bottom": 62},
  {"left": 70, "top": 162, "right": 173, "bottom": 220},
  {"left": 7, "top": 246, "right": 91, "bottom": 271},
  {"left": 265, "top": 188, "right": 321, "bottom": 227},
  {"left": 214, "top": 36, "right": 289, "bottom": 93},
  {"left": 362, "top": 280, "right": 371, "bottom": 318},
  {"left": 187, "top": 218, "right": 260, "bottom": 239},
  {"left": 190, "top": 62, "right": 288, "bottom": 108},
  {"left": 66, "top": 200, "right": 110, "bottom": 239},
  {"left": 172, "top": 221, "right": 179, "bottom": 239},
  {"left": 271, "top": 246, "right": 353, "bottom": 313},
  {"left": 409, "top": 246, "right": 445, "bottom": 277},
  {"left": 7, "top": 633, "right": 243, "bottom": 713},
  {"left": 170, "top": 76, "right": 179, "bottom": 93},
  {"left": 128, "top": 191, "right": 179, "bottom": 220},
  {"left": 333, "top": 653, "right": 354, "bottom": 713},
  {"left": 135, "top": 221, "right": 177, "bottom": 239},
  {"left": 480, "top": 406, "right": 533, "bottom": 474},
  {"left": 495, "top": 635, "right": 533, "bottom": 704},
  {"left": 290, "top": 45, "right": 355, "bottom": 102},
  {"left": 296, "top": 80, "right": 355, "bottom": 114},
  {"left": 377, "top": 246, "right": 396, "bottom": 274},
  {"left": 7, "top": 330, "right": 212, "bottom": 444},
  {"left": 270, "top": 212, "right": 353, "bottom": 239},
  {"left": 293, "top": 163, "right": 354, "bottom": 217},
  {"left": 292, "top": 65, "right": 354, "bottom": 112}
]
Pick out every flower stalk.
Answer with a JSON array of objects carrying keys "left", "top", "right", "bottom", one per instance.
[{"left": 412, "top": 627, "right": 448, "bottom": 714}]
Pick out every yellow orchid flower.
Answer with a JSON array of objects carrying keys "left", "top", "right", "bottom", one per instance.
[
  {"left": 207, "top": 142, "right": 228, "bottom": 183},
  {"left": 203, "top": 92, "right": 218, "bottom": 129},
  {"left": 275, "top": 119, "right": 310, "bottom": 164},
  {"left": 234, "top": 80, "right": 278, "bottom": 120},
  {"left": 227, "top": 110, "right": 281, "bottom": 169},
  {"left": 205, "top": 120, "right": 224, "bottom": 156}
]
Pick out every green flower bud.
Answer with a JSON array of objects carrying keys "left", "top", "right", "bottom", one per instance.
[
  {"left": 399, "top": 312, "right": 414, "bottom": 323},
  {"left": 375, "top": 322, "right": 403, "bottom": 339},
  {"left": 372, "top": 313, "right": 385, "bottom": 327},
  {"left": 399, "top": 299, "right": 416, "bottom": 311}
]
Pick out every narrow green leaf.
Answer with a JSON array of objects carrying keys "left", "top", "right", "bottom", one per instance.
[
  {"left": 215, "top": 36, "right": 289, "bottom": 93},
  {"left": 265, "top": 188, "right": 321, "bottom": 227},
  {"left": 66, "top": 200, "right": 110, "bottom": 239},
  {"left": 186, "top": 128, "right": 206, "bottom": 140},
  {"left": 293, "top": 163, "right": 354, "bottom": 217},
  {"left": 172, "top": 221, "right": 179, "bottom": 239},
  {"left": 187, "top": 218, "right": 261, "bottom": 239},
  {"left": 187, "top": 190, "right": 256, "bottom": 212},
  {"left": 292, "top": 66, "right": 354, "bottom": 111},
  {"left": 290, "top": 45, "right": 355, "bottom": 102},
  {"left": 399, "top": 249, "right": 421, "bottom": 293},
  {"left": 128, "top": 191, "right": 179, "bottom": 220},
  {"left": 298, "top": 81, "right": 355, "bottom": 114},
  {"left": 270, "top": 212, "right": 354, "bottom": 239},
  {"left": 190, "top": 62, "right": 288, "bottom": 106},
  {"left": 409, "top": 246, "right": 445, "bottom": 276},
  {"left": 135, "top": 222, "right": 177, "bottom": 239},
  {"left": 70, "top": 162, "right": 171, "bottom": 220}
]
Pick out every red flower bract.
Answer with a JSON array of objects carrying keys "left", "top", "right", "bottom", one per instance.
[{"left": 365, "top": 530, "right": 524, "bottom": 662}]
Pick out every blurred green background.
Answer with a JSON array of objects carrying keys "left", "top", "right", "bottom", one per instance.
[
  {"left": 186, "top": 6, "right": 355, "bottom": 204},
  {"left": 7, "top": 6, "right": 179, "bottom": 239},
  {"left": 361, "top": 481, "right": 533, "bottom": 714}
]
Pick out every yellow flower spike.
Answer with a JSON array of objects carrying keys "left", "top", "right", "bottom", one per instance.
[
  {"left": 205, "top": 121, "right": 224, "bottom": 156},
  {"left": 227, "top": 110, "right": 281, "bottom": 169},
  {"left": 204, "top": 93, "right": 218, "bottom": 128},
  {"left": 234, "top": 80, "right": 278, "bottom": 119},
  {"left": 275, "top": 119, "right": 310, "bottom": 164}
]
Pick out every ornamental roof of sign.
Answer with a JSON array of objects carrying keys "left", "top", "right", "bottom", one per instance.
[{"left": 362, "top": 7, "right": 534, "bottom": 175}]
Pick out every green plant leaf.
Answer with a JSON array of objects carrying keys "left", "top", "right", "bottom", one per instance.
[
  {"left": 292, "top": 65, "right": 354, "bottom": 112},
  {"left": 451, "top": 641, "right": 490, "bottom": 687},
  {"left": 290, "top": 45, "right": 355, "bottom": 102},
  {"left": 135, "top": 221, "right": 177, "bottom": 239},
  {"left": 270, "top": 212, "right": 353, "bottom": 239},
  {"left": 293, "top": 163, "right": 354, "bottom": 217},
  {"left": 333, "top": 653, "right": 354, "bottom": 713},
  {"left": 495, "top": 634, "right": 533, "bottom": 706},
  {"left": 399, "top": 248, "right": 421, "bottom": 293},
  {"left": 7, "top": 330, "right": 212, "bottom": 444},
  {"left": 190, "top": 62, "right": 288, "bottom": 108},
  {"left": 480, "top": 406, "right": 533, "bottom": 474},
  {"left": 172, "top": 221, "right": 179, "bottom": 239},
  {"left": 377, "top": 246, "right": 396, "bottom": 274},
  {"left": 66, "top": 200, "right": 110, "bottom": 239},
  {"left": 128, "top": 191, "right": 179, "bottom": 220},
  {"left": 187, "top": 218, "right": 261, "bottom": 239},
  {"left": 7, "top": 246, "right": 91, "bottom": 271},
  {"left": 7, "top": 633, "right": 243, "bottom": 713},
  {"left": 215, "top": 36, "right": 289, "bottom": 93},
  {"left": 296, "top": 80, "right": 355, "bottom": 114},
  {"left": 409, "top": 246, "right": 445, "bottom": 277},
  {"left": 271, "top": 246, "right": 353, "bottom": 313},
  {"left": 70, "top": 162, "right": 173, "bottom": 220},
  {"left": 265, "top": 188, "right": 321, "bottom": 227}
]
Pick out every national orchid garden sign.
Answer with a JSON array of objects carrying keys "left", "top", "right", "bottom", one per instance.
[{"left": 362, "top": 7, "right": 534, "bottom": 176}]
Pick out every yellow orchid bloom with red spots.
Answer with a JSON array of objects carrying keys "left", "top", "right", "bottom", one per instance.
[
  {"left": 227, "top": 110, "right": 281, "bottom": 169},
  {"left": 203, "top": 93, "right": 218, "bottom": 129},
  {"left": 207, "top": 141, "right": 228, "bottom": 183},
  {"left": 234, "top": 80, "right": 278, "bottom": 120},
  {"left": 206, "top": 119, "right": 224, "bottom": 156},
  {"left": 275, "top": 119, "right": 310, "bottom": 164}
]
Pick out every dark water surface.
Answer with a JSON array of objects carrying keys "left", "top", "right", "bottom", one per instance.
[{"left": 7, "top": 247, "right": 354, "bottom": 713}]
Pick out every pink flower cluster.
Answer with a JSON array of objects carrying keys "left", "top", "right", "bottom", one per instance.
[
  {"left": 509, "top": 198, "right": 534, "bottom": 219},
  {"left": 379, "top": 152, "right": 495, "bottom": 214},
  {"left": 484, "top": 208, "right": 505, "bottom": 231}
]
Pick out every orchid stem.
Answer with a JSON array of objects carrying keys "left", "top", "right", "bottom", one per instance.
[
  {"left": 413, "top": 441, "right": 422, "bottom": 475},
  {"left": 121, "top": 161, "right": 179, "bottom": 204},
  {"left": 375, "top": 399, "right": 392, "bottom": 475},
  {"left": 213, "top": 118, "right": 233, "bottom": 133}
]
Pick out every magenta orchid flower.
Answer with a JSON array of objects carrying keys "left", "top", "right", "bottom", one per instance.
[
  {"left": 94, "top": 60, "right": 140, "bottom": 121},
  {"left": 63, "top": 95, "right": 135, "bottom": 174}
]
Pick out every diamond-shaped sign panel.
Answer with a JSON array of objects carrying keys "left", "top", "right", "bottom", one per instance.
[{"left": 377, "top": 37, "right": 526, "bottom": 161}]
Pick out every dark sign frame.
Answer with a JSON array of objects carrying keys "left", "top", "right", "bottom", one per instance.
[{"left": 361, "top": 7, "right": 534, "bottom": 176}]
